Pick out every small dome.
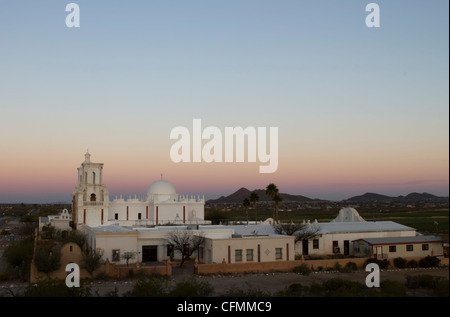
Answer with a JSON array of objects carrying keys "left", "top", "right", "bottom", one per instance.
[{"left": 147, "top": 179, "right": 176, "bottom": 202}]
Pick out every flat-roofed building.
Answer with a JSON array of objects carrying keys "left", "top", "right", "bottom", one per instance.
[{"left": 353, "top": 235, "right": 444, "bottom": 259}]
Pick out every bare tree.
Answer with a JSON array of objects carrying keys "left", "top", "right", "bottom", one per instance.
[
  {"left": 82, "top": 248, "right": 104, "bottom": 277},
  {"left": 273, "top": 222, "right": 320, "bottom": 243},
  {"left": 166, "top": 230, "right": 205, "bottom": 267}
]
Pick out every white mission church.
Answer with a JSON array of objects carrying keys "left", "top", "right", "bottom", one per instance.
[{"left": 72, "top": 151, "right": 207, "bottom": 229}]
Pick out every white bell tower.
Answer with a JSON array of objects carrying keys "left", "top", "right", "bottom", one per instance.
[{"left": 72, "top": 151, "right": 109, "bottom": 229}]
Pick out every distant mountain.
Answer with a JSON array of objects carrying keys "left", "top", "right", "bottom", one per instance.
[
  {"left": 347, "top": 192, "right": 448, "bottom": 202},
  {"left": 206, "top": 187, "right": 312, "bottom": 204},
  {"left": 346, "top": 192, "right": 393, "bottom": 202}
]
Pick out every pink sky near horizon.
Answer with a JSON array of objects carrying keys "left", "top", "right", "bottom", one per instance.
[{"left": 0, "top": 146, "right": 448, "bottom": 203}]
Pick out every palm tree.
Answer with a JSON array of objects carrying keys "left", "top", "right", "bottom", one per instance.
[
  {"left": 272, "top": 193, "right": 283, "bottom": 223},
  {"left": 242, "top": 198, "right": 250, "bottom": 225},
  {"left": 249, "top": 191, "right": 259, "bottom": 223},
  {"left": 265, "top": 183, "right": 279, "bottom": 220}
]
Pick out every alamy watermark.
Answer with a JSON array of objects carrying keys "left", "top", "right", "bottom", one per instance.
[
  {"left": 169, "top": 119, "right": 278, "bottom": 173},
  {"left": 65, "top": 263, "right": 80, "bottom": 287},
  {"left": 365, "top": 263, "right": 380, "bottom": 288},
  {"left": 64, "top": 3, "right": 380, "bottom": 29}
]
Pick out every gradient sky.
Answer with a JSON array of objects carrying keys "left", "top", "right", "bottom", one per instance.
[{"left": 0, "top": 0, "right": 448, "bottom": 203}]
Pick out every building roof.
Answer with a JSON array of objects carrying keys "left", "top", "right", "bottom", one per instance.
[
  {"left": 316, "top": 221, "right": 414, "bottom": 234},
  {"left": 354, "top": 235, "right": 443, "bottom": 245},
  {"left": 88, "top": 221, "right": 415, "bottom": 236}
]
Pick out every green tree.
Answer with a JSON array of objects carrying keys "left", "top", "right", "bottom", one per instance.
[
  {"left": 3, "top": 237, "right": 35, "bottom": 280},
  {"left": 265, "top": 183, "right": 279, "bottom": 220},
  {"left": 249, "top": 191, "right": 259, "bottom": 223},
  {"left": 242, "top": 198, "right": 250, "bottom": 225},
  {"left": 122, "top": 251, "right": 136, "bottom": 267},
  {"left": 272, "top": 193, "right": 283, "bottom": 223},
  {"left": 33, "top": 248, "right": 61, "bottom": 277}
]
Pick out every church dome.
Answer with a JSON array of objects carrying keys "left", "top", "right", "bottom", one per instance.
[{"left": 147, "top": 179, "right": 176, "bottom": 202}]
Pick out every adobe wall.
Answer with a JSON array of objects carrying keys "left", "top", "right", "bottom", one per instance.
[{"left": 195, "top": 256, "right": 448, "bottom": 275}]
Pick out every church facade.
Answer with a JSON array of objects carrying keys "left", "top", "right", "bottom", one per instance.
[{"left": 71, "top": 152, "right": 206, "bottom": 229}]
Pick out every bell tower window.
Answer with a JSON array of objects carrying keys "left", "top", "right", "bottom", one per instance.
[
  {"left": 90, "top": 194, "right": 96, "bottom": 202},
  {"left": 92, "top": 172, "right": 96, "bottom": 184}
]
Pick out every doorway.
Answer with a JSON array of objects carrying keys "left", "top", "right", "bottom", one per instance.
[
  {"left": 302, "top": 240, "right": 309, "bottom": 256},
  {"left": 344, "top": 240, "right": 350, "bottom": 256},
  {"left": 142, "top": 245, "right": 158, "bottom": 262}
]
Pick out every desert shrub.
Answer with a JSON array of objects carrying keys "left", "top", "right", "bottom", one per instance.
[
  {"left": 22, "top": 279, "right": 92, "bottom": 297},
  {"left": 293, "top": 263, "right": 312, "bottom": 275},
  {"left": 339, "top": 261, "right": 358, "bottom": 273},
  {"left": 224, "top": 286, "right": 270, "bottom": 297},
  {"left": 126, "top": 275, "right": 170, "bottom": 297},
  {"left": 322, "top": 278, "right": 366, "bottom": 297},
  {"left": 169, "top": 276, "right": 214, "bottom": 297},
  {"left": 378, "top": 280, "right": 407, "bottom": 297},
  {"left": 308, "top": 282, "right": 324, "bottom": 296},
  {"left": 334, "top": 262, "right": 342, "bottom": 271},
  {"left": 405, "top": 274, "right": 444, "bottom": 290},
  {"left": 407, "top": 259, "right": 419, "bottom": 268},
  {"left": 419, "top": 256, "right": 440, "bottom": 268},
  {"left": 379, "top": 259, "right": 390, "bottom": 269},
  {"left": 365, "top": 258, "right": 390, "bottom": 269},
  {"left": 393, "top": 257, "right": 407, "bottom": 269},
  {"left": 433, "top": 279, "right": 449, "bottom": 297},
  {"left": 283, "top": 283, "right": 303, "bottom": 297}
]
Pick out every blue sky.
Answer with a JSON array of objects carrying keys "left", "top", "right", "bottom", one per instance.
[{"left": 0, "top": 1, "right": 448, "bottom": 202}]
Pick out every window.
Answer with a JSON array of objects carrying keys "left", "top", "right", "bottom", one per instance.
[
  {"left": 313, "top": 239, "right": 319, "bottom": 249},
  {"left": 389, "top": 246, "right": 396, "bottom": 252},
  {"left": 138, "top": 213, "right": 142, "bottom": 220},
  {"left": 422, "top": 244, "right": 429, "bottom": 251},
  {"left": 235, "top": 249, "right": 242, "bottom": 262},
  {"left": 92, "top": 172, "right": 96, "bottom": 184},
  {"left": 90, "top": 193, "right": 96, "bottom": 202},
  {"left": 112, "top": 249, "right": 120, "bottom": 262},
  {"left": 406, "top": 245, "right": 413, "bottom": 252},
  {"left": 114, "top": 213, "right": 118, "bottom": 220},
  {"left": 246, "top": 249, "right": 254, "bottom": 261},
  {"left": 333, "top": 241, "right": 340, "bottom": 253},
  {"left": 275, "top": 248, "right": 282, "bottom": 260}
]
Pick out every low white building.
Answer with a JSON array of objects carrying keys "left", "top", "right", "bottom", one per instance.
[
  {"left": 300, "top": 220, "right": 416, "bottom": 257},
  {"left": 353, "top": 235, "right": 444, "bottom": 259},
  {"left": 39, "top": 209, "right": 72, "bottom": 232},
  {"left": 83, "top": 224, "right": 295, "bottom": 265}
]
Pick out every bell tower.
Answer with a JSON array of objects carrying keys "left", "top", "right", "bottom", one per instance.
[{"left": 72, "top": 151, "right": 109, "bottom": 229}]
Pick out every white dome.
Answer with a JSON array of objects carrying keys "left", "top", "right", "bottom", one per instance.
[{"left": 147, "top": 179, "right": 176, "bottom": 202}]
